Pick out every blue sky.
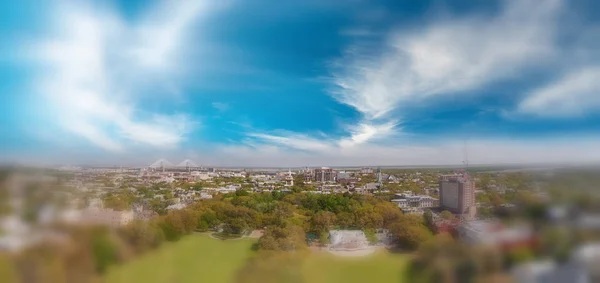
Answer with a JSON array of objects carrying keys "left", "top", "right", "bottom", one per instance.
[{"left": 1, "top": 0, "right": 600, "bottom": 167}]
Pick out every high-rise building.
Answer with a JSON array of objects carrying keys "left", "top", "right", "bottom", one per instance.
[
  {"left": 439, "top": 173, "right": 476, "bottom": 218},
  {"left": 313, "top": 167, "right": 335, "bottom": 183}
]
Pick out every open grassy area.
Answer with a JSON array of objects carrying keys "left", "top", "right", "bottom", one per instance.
[
  {"left": 0, "top": 254, "right": 18, "bottom": 283},
  {"left": 105, "top": 235, "right": 408, "bottom": 283},
  {"left": 105, "top": 235, "right": 255, "bottom": 283},
  {"left": 302, "top": 251, "right": 409, "bottom": 283}
]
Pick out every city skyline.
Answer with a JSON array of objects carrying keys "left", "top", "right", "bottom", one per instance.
[{"left": 2, "top": 0, "right": 600, "bottom": 166}]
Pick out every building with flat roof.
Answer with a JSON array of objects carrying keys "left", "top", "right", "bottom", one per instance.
[
  {"left": 391, "top": 192, "right": 438, "bottom": 214},
  {"left": 313, "top": 167, "right": 335, "bottom": 183},
  {"left": 439, "top": 173, "right": 476, "bottom": 219}
]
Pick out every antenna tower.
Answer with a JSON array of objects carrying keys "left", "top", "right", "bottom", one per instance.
[{"left": 462, "top": 139, "right": 469, "bottom": 174}]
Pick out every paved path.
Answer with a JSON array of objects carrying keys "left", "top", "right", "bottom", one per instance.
[{"left": 327, "top": 246, "right": 379, "bottom": 257}]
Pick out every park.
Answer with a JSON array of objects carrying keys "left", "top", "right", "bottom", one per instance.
[{"left": 105, "top": 234, "right": 409, "bottom": 283}]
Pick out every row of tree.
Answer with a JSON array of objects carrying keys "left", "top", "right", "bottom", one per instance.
[{"left": 6, "top": 190, "right": 439, "bottom": 283}]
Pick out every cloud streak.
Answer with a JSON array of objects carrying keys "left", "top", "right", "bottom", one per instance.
[
  {"left": 517, "top": 67, "right": 600, "bottom": 117},
  {"left": 330, "top": 0, "right": 561, "bottom": 121},
  {"left": 216, "top": 136, "right": 600, "bottom": 167}
]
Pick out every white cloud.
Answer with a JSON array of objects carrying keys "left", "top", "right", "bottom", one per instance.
[
  {"left": 7, "top": 136, "right": 600, "bottom": 167},
  {"left": 247, "top": 132, "right": 335, "bottom": 152},
  {"left": 30, "top": 0, "right": 210, "bottom": 151},
  {"left": 330, "top": 0, "right": 561, "bottom": 120},
  {"left": 215, "top": 136, "right": 600, "bottom": 167},
  {"left": 212, "top": 102, "right": 229, "bottom": 112},
  {"left": 517, "top": 67, "right": 600, "bottom": 117},
  {"left": 296, "top": 0, "right": 561, "bottom": 150},
  {"left": 244, "top": 119, "right": 398, "bottom": 153},
  {"left": 338, "top": 120, "right": 398, "bottom": 148},
  {"left": 128, "top": 0, "right": 208, "bottom": 71},
  {"left": 339, "top": 27, "right": 379, "bottom": 37}
]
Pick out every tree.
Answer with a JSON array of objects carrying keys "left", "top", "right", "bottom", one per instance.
[
  {"left": 91, "top": 230, "right": 119, "bottom": 274},
  {"left": 273, "top": 202, "right": 296, "bottom": 219},
  {"left": 374, "top": 202, "right": 403, "bottom": 229},
  {"left": 235, "top": 252, "right": 306, "bottom": 283},
  {"left": 149, "top": 198, "right": 169, "bottom": 215},
  {"left": 118, "top": 220, "right": 165, "bottom": 254},
  {"left": 389, "top": 214, "right": 433, "bottom": 250},
  {"left": 405, "top": 234, "right": 504, "bottom": 283},
  {"left": 364, "top": 228, "right": 378, "bottom": 245},
  {"left": 257, "top": 225, "right": 306, "bottom": 251},
  {"left": 197, "top": 211, "right": 219, "bottom": 231},
  {"left": 309, "top": 211, "right": 336, "bottom": 234},
  {"left": 318, "top": 232, "right": 329, "bottom": 246},
  {"left": 355, "top": 206, "right": 384, "bottom": 230},
  {"left": 440, "top": 210, "right": 456, "bottom": 220},
  {"left": 423, "top": 210, "right": 435, "bottom": 232},
  {"left": 159, "top": 211, "right": 192, "bottom": 241}
]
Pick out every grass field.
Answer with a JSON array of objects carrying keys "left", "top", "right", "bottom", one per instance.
[
  {"left": 105, "top": 235, "right": 408, "bottom": 283},
  {"left": 0, "top": 254, "right": 17, "bottom": 283},
  {"left": 105, "top": 235, "right": 255, "bottom": 283},
  {"left": 302, "top": 251, "right": 408, "bottom": 283}
]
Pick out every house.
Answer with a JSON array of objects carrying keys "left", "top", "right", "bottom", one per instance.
[
  {"left": 338, "top": 178, "right": 359, "bottom": 185},
  {"left": 362, "top": 182, "right": 380, "bottom": 191},
  {"left": 191, "top": 171, "right": 211, "bottom": 181}
]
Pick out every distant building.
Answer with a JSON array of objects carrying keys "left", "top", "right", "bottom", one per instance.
[
  {"left": 338, "top": 178, "right": 359, "bottom": 185},
  {"left": 391, "top": 193, "right": 438, "bottom": 214},
  {"left": 336, "top": 172, "right": 352, "bottom": 180},
  {"left": 284, "top": 169, "right": 294, "bottom": 187},
  {"left": 313, "top": 167, "right": 335, "bottom": 183},
  {"left": 191, "top": 171, "right": 211, "bottom": 181},
  {"left": 439, "top": 173, "right": 476, "bottom": 219},
  {"left": 303, "top": 168, "right": 313, "bottom": 182}
]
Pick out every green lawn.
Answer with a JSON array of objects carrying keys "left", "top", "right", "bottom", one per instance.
[
  {"left": 303, "top": 251, "right": 409, "bottom": 283},
  {"left": 105, "top": 235, "right": 408, "bottom": 283},
  {"left": 105, "top": 235, "right": 255, "bottom": 283},
  {"left": 0, "top": 254, "right": 18, "bottom": 283}
]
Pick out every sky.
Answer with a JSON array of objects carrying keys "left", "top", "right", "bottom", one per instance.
[{"left": 1, "top": 0, "right": 600, "bottom": 167}]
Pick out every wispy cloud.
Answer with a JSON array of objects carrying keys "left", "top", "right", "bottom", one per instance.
[
  {"left": 244, "top": 118, "right": 398, "bottom": 154},
  {"left": 257, "top": 0, "right": 562, "bottom": 152},
  {"left": 330, "top": 0, "right": 561, "bottom": 121},
  {"left": 28, "top": 0, "right": 211, "bottom": 151},
  {"left": 339, "top": 27, "right": 379, "bottom": 37},
  {"left": 247, "top": 132, "right": 335, "bottom": 152},
  {"left": 338, "top": 120, "right": 398, "bottom": 148},
  {"left": 517, "top": 67, "right": 600, "bottom": 117},
  {"left": 212, "top": 102, "right": 229, "bottom": 112},
  {"left": 216, "top": 136, "right": 600, "bottom": 167}
]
